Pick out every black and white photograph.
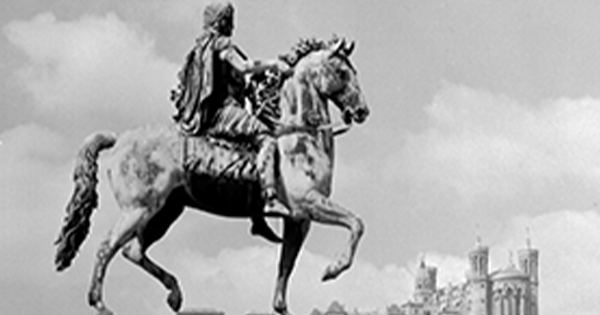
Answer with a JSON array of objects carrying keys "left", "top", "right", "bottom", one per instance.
[{"left": 0, "top": 1, "right": 597, "bottom": 314}]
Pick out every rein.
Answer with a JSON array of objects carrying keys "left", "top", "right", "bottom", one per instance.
[
  {"left": 322, "top": 121, "right": 352, "bottom": 136},
  {"left": 275, "top": 120, "right": 352, "bottom": 138}
]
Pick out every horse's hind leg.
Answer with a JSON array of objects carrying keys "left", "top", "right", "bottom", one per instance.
[
  {"left": 121, "top": 189, "right": 186, "bottom": 312},
  {"left": 122, "top": 238, "right": 183, "bottom": 312},
  {"left": 302, "top": 190, "right": 365, "bottom": 282},
  {"left": 273, "top": 218, "right": 310, "bottom": 315},
  {"left": 88, "top": 207, "right": 146, "bottom": 315}
]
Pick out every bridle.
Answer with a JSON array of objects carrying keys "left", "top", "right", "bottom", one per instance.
[{"left": 250, "top": 52, "right": 358, "bottom": 138}]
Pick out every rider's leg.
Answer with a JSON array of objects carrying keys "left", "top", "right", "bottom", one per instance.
[{"left": 210, "top": 102, "right": 284, "bottom": 243}]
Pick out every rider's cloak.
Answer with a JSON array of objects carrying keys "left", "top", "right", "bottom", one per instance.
[{"left": 173, "top": 32, "right": 230, "bottom": 135}]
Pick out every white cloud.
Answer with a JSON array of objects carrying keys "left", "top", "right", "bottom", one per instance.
[
  {"left": 169, "top": 246, "right": 413, "bottom": 314},
  {"left": 125, "top": 0, "right": 210, "bottom": 25},
  {"left": 333, "top": 157, "right": 370, "bottom": 195},
  {"left": 0, "top": 124, "right": 68, "bottom": 245},
  {"left": 4, "top": 12, "right": 177, "bottom": 133},
  {"left": 387, "top": 84, "right": 600, "bottom": 203},
  {"left": 0, "top": 124, "right": 87, "bottom": 314}
]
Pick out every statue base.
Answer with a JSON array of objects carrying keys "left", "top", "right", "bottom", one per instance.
[
  {"left": 178, "top": 308, "right": 226, "bottom": 315},
  {"left": 178, "top": 308, "right": 276, "bottom": 315}
]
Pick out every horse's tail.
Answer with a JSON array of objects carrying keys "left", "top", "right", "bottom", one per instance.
[{"left": 54, "top": 131, "right": 117, "bottom": 272}]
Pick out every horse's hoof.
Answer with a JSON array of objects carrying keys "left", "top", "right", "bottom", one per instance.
[
  {"left": 274, "top": 304, "right": 290, "bottom": 315},
  {"left": 276, "top": 309, "right": 292, "bottom": 315},
  {"left": 167, "top": 290, "right": 183, "bottom": 312},
  {"left": 97, "top": 307, "right": 115, "bottom": 315},
  {"left": 88, "top": 289, "right": 100, "bottom": 306},
  {"left": 321, "top": 263, "right": 347, "bottom": 282},
  {"left": 273, "top": 296, "right": 287, "bottom": 315}
]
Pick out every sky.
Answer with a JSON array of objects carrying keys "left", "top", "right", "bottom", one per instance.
[{"left": 2, "top": 0, "right": 600, "bottom": 314}]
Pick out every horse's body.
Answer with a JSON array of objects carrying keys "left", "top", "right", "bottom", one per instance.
[{"left": 55, "top": 39, "right": 369, "bottom": 315}]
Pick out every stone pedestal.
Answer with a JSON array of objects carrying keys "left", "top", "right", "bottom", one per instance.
[
  {"left": 178, "top": 308, "right": 225, "bottom": 315},
  {"left": 177, "top": 307, "right": 275, "bottom": 315}
]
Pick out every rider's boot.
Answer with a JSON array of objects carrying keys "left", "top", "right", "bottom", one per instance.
[{"left": 251, "top": 137, "right": 284, "bottom": 244}]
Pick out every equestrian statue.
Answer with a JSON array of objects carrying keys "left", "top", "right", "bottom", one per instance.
[{"left": 54, "top": 2, "right": 370, "bottom": 315}]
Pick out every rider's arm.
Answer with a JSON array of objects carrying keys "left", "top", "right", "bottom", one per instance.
[{"left": 220, "top": 43, "right": 289, "bottom": 75}]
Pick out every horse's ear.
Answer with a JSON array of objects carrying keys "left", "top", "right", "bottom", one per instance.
[
  {"left": 329, "top": 38, "right": 345, "bottom": 58},
  {"left": 344, "top": 41, "right": 355, "bottom": 56}
]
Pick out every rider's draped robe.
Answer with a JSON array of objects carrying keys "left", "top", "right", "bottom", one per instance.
[
  {"left": 172, "top": 31, "right": 279, "bottom": 210},
  {"left": 173, "top": 31, "right": 270, "bottom": 142},
  {"left": 173, "top": 32, "right": 223, "bottom": 135}
]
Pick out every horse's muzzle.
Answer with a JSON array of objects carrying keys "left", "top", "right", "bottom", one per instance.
[
  {"left": 353, "top": 106, "right": 369, "bottom": 124},
  {"left": 343, "top": 108, "right": 354, "bottom": 125}
]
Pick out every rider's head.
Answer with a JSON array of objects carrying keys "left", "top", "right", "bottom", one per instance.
[{"left": 203, "top": 1, "right": 235, "bottom": 36}]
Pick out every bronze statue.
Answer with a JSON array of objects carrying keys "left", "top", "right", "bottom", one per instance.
[
  {"left": 54, "top": 4, "right": 369, "bottom": 315},
  {"left": 171, "top": 1, "right": 290, "bottom": 243}
]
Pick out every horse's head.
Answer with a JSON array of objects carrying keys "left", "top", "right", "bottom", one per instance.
[
  {"left": 294, "top": 38, "right": 369, "bottom": 126},
  {"left": 319, "top": 39, "right": 369, "bottom": 125}
]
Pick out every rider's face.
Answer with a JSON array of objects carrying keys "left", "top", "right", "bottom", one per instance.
[{"left": 219, "top": 15, "right": 234, "bottom": 36}]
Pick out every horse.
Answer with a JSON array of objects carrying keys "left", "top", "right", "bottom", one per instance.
[{"left": 54, "top": 38, "right": 369, "bottom": 315}]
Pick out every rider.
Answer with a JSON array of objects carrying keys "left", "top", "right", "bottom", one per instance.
[{"left": 171, "top": 1, "right": 289, "bottom": 243}]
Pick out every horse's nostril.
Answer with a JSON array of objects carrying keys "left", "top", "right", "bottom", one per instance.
[
  {"left": 355, "top": 107, "right": 369, "bottom": 122},
  {"left": 343, "top": 109, "right": 353, "bottom": 124}
]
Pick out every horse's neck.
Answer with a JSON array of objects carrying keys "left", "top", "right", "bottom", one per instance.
[
  {"left": 278, "top": 71, "right": 334, "bottom": 158},
  {"left": 278, "top": 73, "right": 330, "bottom": 128}
]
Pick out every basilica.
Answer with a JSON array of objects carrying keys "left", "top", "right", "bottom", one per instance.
[
  {"left": 309, "top": 239, "right": 539, "bottom": 315},
  {"left": 397, "top": 239, "right": 539, "bottom": 315}
]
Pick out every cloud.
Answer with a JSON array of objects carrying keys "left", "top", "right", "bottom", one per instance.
[
  {"left": 332, "top": 157, "right": 370, "bottom": 195},
  {"left": 169, "top": 246, "right": 413, "bottom": 314},
  {"left": 0, "top": 124, "right": 69, "bottom": 247},
  {"left": 4, "top": 12, "right": 177, "bottom": 133},
  {"left": 0, "top": 124, "right": 87, "bottom": 314},
  {"left": 123, "top": 0, "right": 209, "bottom": 25},
  {"left": 387, "top": 84, "right": 600, "bottom": 204}
]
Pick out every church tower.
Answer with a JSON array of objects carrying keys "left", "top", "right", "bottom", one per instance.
[
  {"left": 467, "top": 238, "right": 490, "bottom": 315},
  {"left": 413, "top": 258, "right": 437, "bottom": 306},
  {"left": 518, "top": 233, "right": 539, "bottom": 315}
]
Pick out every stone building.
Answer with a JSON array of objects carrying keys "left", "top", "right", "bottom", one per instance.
[{"left": 399, "top": 239, "right": 539, "bottom": 315}]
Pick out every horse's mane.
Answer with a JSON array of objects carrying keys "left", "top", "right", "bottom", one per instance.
[
  {"left": 278, "top": 36, "right": 339, "bottom": 66},
  {"left": 250, "top": 36, "right": 342, "bottom": 124}
]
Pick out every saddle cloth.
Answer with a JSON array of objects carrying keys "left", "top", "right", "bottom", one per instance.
[{"left": 183, "top": 135, "right": 259, "bottom": 182}]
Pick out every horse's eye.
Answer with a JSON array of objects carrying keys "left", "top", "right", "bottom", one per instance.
[{"left": 336, "top": 69, "right": 349, "bottom": 81}]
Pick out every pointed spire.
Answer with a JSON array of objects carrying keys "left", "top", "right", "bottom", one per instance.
[
  {"left": 475, "top": 224, "right": 482, "bottom": 247},
  {"left": 419, "top": 253, "right": 426, "bottom": 268},
  {"left": 508, "top": 250, "right": 515, "bottom": 267},
  {"left": 526, "top": 227, "right": 532, "bottom": 249}
]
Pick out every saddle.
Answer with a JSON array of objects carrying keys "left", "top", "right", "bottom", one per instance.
[
  {"left": 182, "top": 69, "right": 286, "bottom": 181},
  {"left": 183, "top": 135, "right": 257, "bottom": 182}
]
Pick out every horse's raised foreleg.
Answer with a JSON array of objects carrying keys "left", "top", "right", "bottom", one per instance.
[
  {"left": 88, "top": 208, "right": 146, "bottom": 315},
  {"left": 302, "top": 190, "right": 364, "bottom": 282},
  {"left": 273, "top": 218, "right": 310, "bottom": 315}
]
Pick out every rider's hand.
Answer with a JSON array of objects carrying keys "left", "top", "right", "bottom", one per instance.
[
  {"left": 170, "top": 87, "right": 182, "bottom": 102},
  {"left": 274, "top": 60, "right": 292, "bottom": 76}
]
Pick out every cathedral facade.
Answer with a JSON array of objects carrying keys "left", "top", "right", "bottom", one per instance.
[{"left": 399, "top": 240, "right": 539, "bottom": 315}]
